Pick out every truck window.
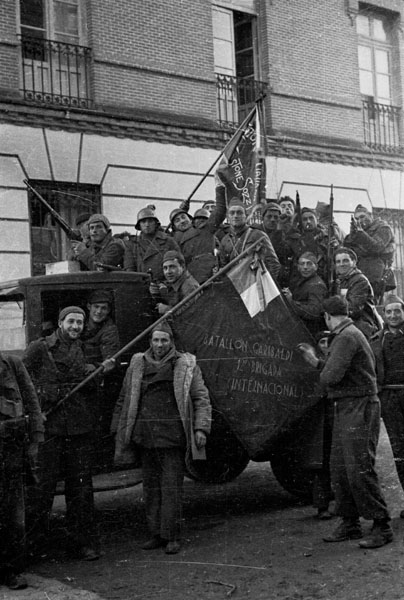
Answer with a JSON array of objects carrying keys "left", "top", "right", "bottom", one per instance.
[
  {"left": 0, "top": 298, "right": 26, "bottom": 351},
  {"left": 40, "top": 289, "right": 116, "bottom": 331}
]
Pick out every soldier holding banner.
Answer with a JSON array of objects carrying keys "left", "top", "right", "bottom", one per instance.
[{"left": 218, "top": 198, "right": 280, "bottom": 280}]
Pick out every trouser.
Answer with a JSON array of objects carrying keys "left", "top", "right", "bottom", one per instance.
[
  {"left": 0, "top": 418, "right": 26, "bottom": 576},
  {"left": 330, "top": 396, "right": 390, "bottom": 521},
  {"left": 141, "top": 447, "right": 185, "bottom": 541},
  {"left": 313, "top": 398, "right": 334, "bottom": 510},
  {"left": 27, "top": 433, "right": 96, "bottom": 548},
  {"left": 380, "top": 388, "right": 404, "bottom": 491}
]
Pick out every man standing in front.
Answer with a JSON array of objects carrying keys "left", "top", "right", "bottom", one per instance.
[
  {"left": 299, "top": 296, "right": 392, "bottom": 549},
  {"left": 112, "top": 322, "right": 211, "bottom": 554},
  {"left": 24, "top": 306, "right": 100, "bottom": 561},
  {"left": 371, "top": 294, "right": 404, "bottom": 517}
]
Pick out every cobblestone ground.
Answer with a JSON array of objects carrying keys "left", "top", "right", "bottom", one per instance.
[{"left": 4, "top": 424, "right": 404, "bottom": 600}]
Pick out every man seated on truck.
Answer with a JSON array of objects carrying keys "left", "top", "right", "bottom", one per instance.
[
  {"left": 23, "top": 306, "right": 101, "bottom": 561},
  {"left": 149, "top": 250, "right": 199, "bottom": 315},
  {"left": 123, "top": 205, "right": 180, "bottom": 281},
  {"left": 82, "top": 290, "right": 121, "bottom": 433},
  {"left": 71, "top": 213, "right": 125, "bottom": 271}
]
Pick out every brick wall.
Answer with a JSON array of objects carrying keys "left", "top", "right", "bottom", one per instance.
[
  {"left": 0, "top": 0, "right": 20, "bottom": 93},
  {"left": 259, "top": 0, "right": 364, "bottom": 141},
  {"left": 258, "top": 0, "right": 403, "bottom": 144},
  {"left": 88, "top": 0, "right": 217, "bottom": 120}
]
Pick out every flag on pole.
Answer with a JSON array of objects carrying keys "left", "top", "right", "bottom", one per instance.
[
  {"left": 172, "top": 256, "right": 322, "bottom": 461},
  {"left": 226, "top": 256, "right": 280, "bottom": 318},
  {"left": 216, "top": 98, "right": 267, "bottom": 223}
]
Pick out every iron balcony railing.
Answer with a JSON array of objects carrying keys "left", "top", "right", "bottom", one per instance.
[
  {"left": 362, "top": 98, "right": 401, "bottom": 152},
  {"left": 216, "top": 73, "right": 267, "bottom": 128},
  {"left": 20, "top": 35, "right": 92, "bottom": 109}
]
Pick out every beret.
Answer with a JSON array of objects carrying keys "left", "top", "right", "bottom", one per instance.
[
  {"left": 87, "top": 214, "right": 111, "bottom": 229},
  {"left": 151, "top": 320, "right": 173, "bottom": 337},
  {"left": 58, "top": 306, "right": 85, "bottom": 322}
]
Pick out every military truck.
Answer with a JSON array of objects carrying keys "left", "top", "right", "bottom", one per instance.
[{"left": 0, "top": 269, "right": 323, "bottom": 498}]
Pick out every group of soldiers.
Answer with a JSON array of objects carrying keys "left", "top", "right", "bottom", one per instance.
[
  {"left": 1, "top": 185, "right": 403, "bottom": 589},
  {"left": 69, "top": 183, "right": 395, "bottom": 343}
]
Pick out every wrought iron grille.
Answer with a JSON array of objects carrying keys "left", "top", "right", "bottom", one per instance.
[
  {"left": 20, "top": 35, "right": 92, "bottom": 109},
  {"left": 216, "top": 73, "right": 267, "bottom": 128},
  {"left": 374, "top": 208, "right": 404, "bottom": 299},
  {"left": 362, "top": 99, "right": 401, "bottom": 152}
]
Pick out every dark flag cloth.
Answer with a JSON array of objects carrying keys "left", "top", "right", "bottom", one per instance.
[
  {"left": 216, "top": 98, "right": 267, "bottom": 224},
  {"left": 173, "top": 258, "right": 323, "bottom": 463}
]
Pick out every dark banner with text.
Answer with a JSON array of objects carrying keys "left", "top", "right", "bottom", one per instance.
[
  {"left": 216, "top": 99, "right": 267, "bottom": 223},
  {"left": 173, "top": 273, "right": 322, "bottom": 460}
]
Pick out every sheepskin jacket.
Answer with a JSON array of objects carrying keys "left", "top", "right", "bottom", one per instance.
[{"left": 111, "top": 351, "right": 211, "bottom": 465}]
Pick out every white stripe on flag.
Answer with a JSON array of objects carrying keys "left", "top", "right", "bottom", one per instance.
[{"left": 227, "top": 257, "right": 280, "bottom": 318}]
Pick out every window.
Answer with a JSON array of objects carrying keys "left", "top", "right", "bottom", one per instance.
[
  {"left": 19, "top": 0, "right": 92, "bottom": 107},
  {"left": 0, "top": 297, "right": 26, "bottom": 352},
  {"left": 357, "top": 8, "right": 401, "bottom": 150},
  {"left": 357, "top": 11, "right": 393, "bottom": 104},
  {"left": 27, "top": 180, "right": 101, "bottom": 276},
  {"left": 213, "top": 4, "right": 265, "bottom": 126}
]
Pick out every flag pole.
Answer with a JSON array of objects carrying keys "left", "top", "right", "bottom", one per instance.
[
  {"left": 185, "top": 103, "right": 258, "bottom": 205},
  {"left": 45, "top": 237, "right": 265, "bottom": 416}
]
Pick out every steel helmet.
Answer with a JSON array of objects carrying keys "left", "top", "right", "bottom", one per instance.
[
  {"left": 169, "top": 208, "right": 191, "bottom": 226},
  {"left": 193, "top": 208, "right": 210, "bottom": 221},
  {"left": 135, "top": 206, "right": 160, "bottom": 230}
]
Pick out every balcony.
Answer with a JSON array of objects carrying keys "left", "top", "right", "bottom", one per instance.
[
  {"left": 362, "top": 98, "right": 401, "bottom": 152},
  {"left": 20, "top": 35, "right": 92, "bottom": 109},
  {"left": 216, "top": 73, "right": 267, "bottom": 128}
]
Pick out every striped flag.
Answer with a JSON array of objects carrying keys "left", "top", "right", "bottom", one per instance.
[
  {"left": 216, "top": 98, "right": 267, "bottom": 223},
  {"left": 227, "top": 256, "right": 280, "bottom": 318}
]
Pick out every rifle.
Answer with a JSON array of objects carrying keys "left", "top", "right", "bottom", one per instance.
[
  {"left": 24, "top": 180, "right": 82, "bottom": 241},
  {"left": 327, "top": 185, "right": 335, "bottom": 292},
  {"left": 295, "top": 190, "right": 303, "bottom": 233}
]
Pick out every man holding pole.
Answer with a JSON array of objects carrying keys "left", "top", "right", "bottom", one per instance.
[
  {"left": 23, "top": 306, "right": 100, "bottom": 561},
  {"left": 111, "top": 321, "right": 211, "bottom": 554},
  {"left": 218, "top": 198, "right": 281, "bottom": 280}
]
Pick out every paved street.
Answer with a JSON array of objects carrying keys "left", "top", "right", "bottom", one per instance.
[{"left": 4, "top": 425, "right": 404, "bottom": 600}]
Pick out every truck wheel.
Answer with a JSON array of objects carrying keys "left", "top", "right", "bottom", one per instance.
[
  {"left": 186, "top": 412, "right": 249, "bottom": 484},
  {"left": 187, "top": 442, "right": 249, "bottom": 484},
  {"left": 270, "top": 453, "right": 315, "bottom": 500}
]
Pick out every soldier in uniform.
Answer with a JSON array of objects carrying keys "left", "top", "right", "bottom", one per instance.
[
  {"left": 334, "top": 247, "right": 380, "bottom": 339},
  {"left": 24, "top": 306, "right": 100, "bottom": 561},
  {"left": 170, "top": 181, "right": 226, "bottom": 283},
  {"left": 150, "top": 251, "right": 199, "bottom": 316},
  {"left": 82, "top": 290, "right": 121, "bottom": 434},
  {"left": 218, "top": 198, "right": 281, "bottom": 280},
  {"left": 344, "top": 204, "right": 395, "bottom": 302},
  {"left": 72, "top": 214, "right": 125, "bottom": 271},
  {"left": 371, "top": 294, "right": 404, "bottom": 517},
  {"left": 123, "top": 206, "right": 179, "bottom": 280},
  {"left": 0, "top": 354, "right": 44, "bottom": 590},
  {"left": 282, "top": 251, "right": 327, "bottom": 337}
]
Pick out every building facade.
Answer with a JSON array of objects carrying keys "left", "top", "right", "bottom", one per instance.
[{"left": 0, "top": 0, "right": 403, "bottom": 291}]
